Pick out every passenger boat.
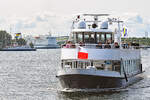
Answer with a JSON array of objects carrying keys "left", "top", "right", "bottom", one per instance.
[{"left": 57, "top": 14, "right": 144, "bottom": 92}]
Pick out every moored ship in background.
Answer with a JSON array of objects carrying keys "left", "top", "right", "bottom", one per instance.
[
  {"left": 57, "top": 14, "right": 144, "bottom": 92},
  {"left": 33, "top": 34, "right": 60, "bottom": 49}
]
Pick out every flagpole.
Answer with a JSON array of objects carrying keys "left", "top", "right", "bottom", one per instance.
[{"left": 117, "top": 19, "right": 122, "bottom": 49}]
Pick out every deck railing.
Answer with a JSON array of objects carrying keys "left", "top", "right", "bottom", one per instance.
[{"left": 61, "top": 43, "right": 140, "bottom": 49}]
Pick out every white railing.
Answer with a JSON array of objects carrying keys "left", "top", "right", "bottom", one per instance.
[{"left": 61, "top": 43, "right": 140, "bottom": 49}]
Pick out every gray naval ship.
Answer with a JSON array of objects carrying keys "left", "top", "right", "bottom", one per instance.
[{"left": 57, "top": 14, "right": 144, "bottom": 92}]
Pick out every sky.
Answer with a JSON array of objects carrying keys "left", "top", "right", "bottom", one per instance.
[{"left": 0, "top": 0, "right": 150, "bottom": 37}]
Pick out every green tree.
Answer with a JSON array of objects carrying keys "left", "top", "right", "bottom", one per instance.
[
  {"left": 29, "top": 42, "right": 34, "bottom": 48},
  {"left": 121, "top": 37, "right": 150, "bottom": 45},
  {"left": 16, "top": 38, "right": 27, "bottom": 46},
  {"left": 0, "top": 30, "right": 12, "bottom": 48}
]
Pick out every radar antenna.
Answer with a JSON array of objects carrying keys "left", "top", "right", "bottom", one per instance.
[
  {"left": 82, "top": 14, "right": 109, "bottom": 28},
  {"left": 83, "top": 14, "right": 109, "bottom": 21}
]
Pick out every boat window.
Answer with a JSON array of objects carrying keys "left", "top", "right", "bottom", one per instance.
[
  {"left": 77, "top": 61, "right": 91, "bottom": 68},
  {"left": 73, "top": 32, "right": 113, "bottom": 44},
  {"left": 77, "top": 61, "right": 83, "bottom": 68},
  {"left": 84, "top": 34, "right": 90, "bottom": 43},
  {"left": 72, "top": 33, "right": 77, "bottom": 43},
  {"left": 62, "top": 60, "right": 91, "bottom": 69},
  {"left": 93, "top": 60, "right": 105, "bottom": 70},
  {"left": 78, "top": 34, "right": 82, "bottom": 43},
  {"left": 89, "top": 34, "right": 95, "bottom": 43},
  {"left": 73, "top": 33, "right": 76, "bottom": 43},
  {"left": 64, "top": 61, "right": 72, "bottom": 68},
  {"left": 85, "top": 62, "right": 91, "bottom": 67},
  {"left": 83, "top": 33, "right": 96, "bottom": 44},
  {"left": 74, "top": 61, "right": 78, "bottom": 68},
  {"left": 92, "top": 60, "right": 121, "bottom": 72},
  {"left": 73, "top": 33, "right": 82, "bottom": 43},
  {"left": 112, "top": 60, "right": 121, "bottom": 72},
  {"left": 106, "top": 34, "right": 112, "bottom": 42},
  {"left": 96, "top": 34, "right": 100, "bottom": 43},
  {"left": 61, "top": 60, "right": 64, "bottom": 68},
  {"left": 101, "top": 34, "right": 105, "bottom": 43}
]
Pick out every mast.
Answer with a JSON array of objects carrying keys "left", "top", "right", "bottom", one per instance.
[
  {"left": 117, "top": 19, "right": 122, "bottom": 49},
  {"left": 68, "top": 21, "right": 75, "bottom": 41},
  {"left": 108, "top": 18, "right": 123, "bottom": 48}
]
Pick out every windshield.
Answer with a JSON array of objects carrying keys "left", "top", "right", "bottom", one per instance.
[{"left": 73, "top": 32, "right": 113, "bottom": 44}]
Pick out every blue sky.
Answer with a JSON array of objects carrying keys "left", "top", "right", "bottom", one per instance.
[{"left": 0, "top": 0, "right": 149, "bottom": 37}]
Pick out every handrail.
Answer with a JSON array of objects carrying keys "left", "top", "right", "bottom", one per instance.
[{"left": 61, "top": 43, "right": 140, "bottom": 49}]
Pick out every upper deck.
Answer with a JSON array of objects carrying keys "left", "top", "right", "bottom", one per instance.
[{"left": 62, "top": 14, "right": 141, "bottom": 61}]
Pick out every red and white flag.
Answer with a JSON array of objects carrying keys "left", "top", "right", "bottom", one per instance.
[{"left": 78, "top": 47, "right": 88, "bottom": 59}]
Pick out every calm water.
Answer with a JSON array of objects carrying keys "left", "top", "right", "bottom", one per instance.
[{"left": 0, "top": 49, "right": 149, "bottom": 100}]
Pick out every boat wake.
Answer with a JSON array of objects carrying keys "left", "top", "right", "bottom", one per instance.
[
  {"left": 47, "top": 83, "right": 150, "bottom": 95},
  {"left": 129, "top": 85, "right": 150, "bottom": 90},
  {"left": 60, "top": 88, "right": 128, "bottom": 93}
]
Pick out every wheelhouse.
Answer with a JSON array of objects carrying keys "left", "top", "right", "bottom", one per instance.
[{"left": 72, "top": 30, "right": 114, "bottom": 44}]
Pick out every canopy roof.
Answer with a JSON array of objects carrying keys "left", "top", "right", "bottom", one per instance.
[{"left": 72, "top": 29, "right": 113, "bottom": 33}]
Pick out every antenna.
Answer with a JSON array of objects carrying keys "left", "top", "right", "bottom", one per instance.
[{"left": 82, "top": 14, "right": 110, "bottom": 28}]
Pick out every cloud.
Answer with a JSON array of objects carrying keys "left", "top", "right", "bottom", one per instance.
[
  {"left": 113, "top": 12, "right": 150, "bottom": 37},
  {"left": 0, "top": 11, "right": 149, "bottom": 37},
  {"left": 0, "top": 11, "right": 73, "bottom": 36}
]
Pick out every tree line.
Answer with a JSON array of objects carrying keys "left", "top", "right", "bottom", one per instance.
[
  {"left": 122, "top": 37, "right": 150, "bottom": 45},
  {"left": 0, "top": 30, "right": 27, "bottom": 48}
]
